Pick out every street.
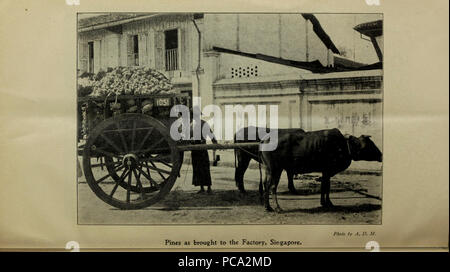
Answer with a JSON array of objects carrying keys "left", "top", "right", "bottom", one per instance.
[{"left": 78, "top": 159, "right": 382, "bottom": 225}]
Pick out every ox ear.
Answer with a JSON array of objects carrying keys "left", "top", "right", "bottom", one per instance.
[{"left": 360, "top": 135, "right": 371, "bottom": 139}]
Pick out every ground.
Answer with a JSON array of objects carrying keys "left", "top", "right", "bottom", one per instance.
[{"left": 78, "top": 159, "right": 382, "bottom": 225}]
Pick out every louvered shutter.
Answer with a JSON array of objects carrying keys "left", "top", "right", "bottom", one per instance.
[
  {"left": 127, "top": 35, "right": 134, "bottom": 66},
  {"left": 94, "top": 40, "right": 101, "bottom": 73},
  {"left": 146, "top": 32, "right": 154, "bottom": 67},
  {"left": 154, "top": 31, "right": 164, "bottom": 70},
  {"left": 138, "top": 34, "right": 147, "bottom": 66},
  {"left": 79, "top": 42, "right": 88, "bottom": 73},
  {"left": 179, "top": 28, "right": 187, "bottom": 71}
]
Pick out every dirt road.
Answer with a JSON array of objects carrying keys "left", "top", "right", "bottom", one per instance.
[{"left": 78, "top": 162, "right": 382, "bottom": 225}]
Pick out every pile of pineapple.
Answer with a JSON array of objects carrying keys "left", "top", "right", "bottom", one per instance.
[{"left": 77, "top": 66, "right": 174, "bottom": 97}]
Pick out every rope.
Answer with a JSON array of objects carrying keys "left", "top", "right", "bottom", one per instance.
[
  {"left": 235, "top": 145, "right": 259, "bottom": 159},
  {"left": 181, "top": 154, "right": 191, "bottom": 187},
  {"left": 341, "top": 185, "right": 382, "bottom": 200},
  {"left": 258, "top": 160, "right": 262, "bottom": 190},
  {"left": 346, "top": 138, "right": 353, "bottom": 158}
]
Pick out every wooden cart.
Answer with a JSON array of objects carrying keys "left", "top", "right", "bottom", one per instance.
[{"left": 78, "top": 92, "right": 259, "bottom": 210}]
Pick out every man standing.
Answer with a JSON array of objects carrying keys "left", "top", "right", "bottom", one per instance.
[{"left": 191, "top": 117, "right": 217, "bottom": 194}]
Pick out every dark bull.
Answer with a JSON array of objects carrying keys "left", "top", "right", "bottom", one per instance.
[
  {"left": 260, "top": 128, "right": 382, "bottom": 212},
  {"left": 234, "top": 127, "right": 305, "bottom": 195}
]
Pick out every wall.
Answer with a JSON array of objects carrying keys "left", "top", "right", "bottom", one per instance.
[
  {"left": 217, "top": 52, "right": 312, "bottom": 80},
  {"left": 306, "top": 19, "right": 332, "bottom": 66},
  {"left": 212, "top": 73, "right": 304, "bottom": 140},
  {"left": 280, "top": 15, "right": 307, "bottom": 61},
  {"left": 299, "top": 70, "right": 383, "bottom": 171},
  {"left": 78, "top": 14, "right": 196, "bottom": 79},
  {"left": 203, "top": 14, "right": 330, "bottom": 66}
]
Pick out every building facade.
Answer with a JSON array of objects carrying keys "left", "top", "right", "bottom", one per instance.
[
  {"left": 77, "top": 13, "right": 338, "bottom": 93},
  {"left": 77, "top": 13, "right": 383, "bottom": 171}
]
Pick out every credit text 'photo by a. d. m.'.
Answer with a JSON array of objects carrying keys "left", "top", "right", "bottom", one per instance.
[{"left": 76, "top": 13, "right": 383, "bottom": 225}]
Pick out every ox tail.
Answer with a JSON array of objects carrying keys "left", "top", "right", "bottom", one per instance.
[
  {"left": 234, "top": 148, "right": 237, "bottom": 169},
  {"left": 258, "top": 161, "right": 262, "bottom": 185},
  {"left": 258, "top": 159, "right": 264, "bottom": 199}
]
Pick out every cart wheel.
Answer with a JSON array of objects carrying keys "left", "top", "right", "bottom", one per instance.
[
  {"left": 82, "top": 113, "right": 182, "bottom": 210},
  {"left": 104, "top": 156, "right": 155, "bottom": 193}
]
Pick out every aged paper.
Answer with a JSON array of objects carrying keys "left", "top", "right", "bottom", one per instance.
[{"left": 0, "top": 0, "right": 448, "bottom": 251}]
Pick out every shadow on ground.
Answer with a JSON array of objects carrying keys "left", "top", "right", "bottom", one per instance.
[
  {"left": 149, "top": 189, "right": 381, "bottom": 214},
  {"left": 281, "top": 203, "right": 382, "bottom": 214},
  {"left": 154, "top": 189, "right": 263, "bottom": 210}
]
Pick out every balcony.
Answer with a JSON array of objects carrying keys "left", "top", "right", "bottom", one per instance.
[{"left": 165, "top": 48, "right": 178, "bottom": 71}]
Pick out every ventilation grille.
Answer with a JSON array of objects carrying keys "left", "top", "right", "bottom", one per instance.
[{"left": 231, "top": 65, "right": 258, "bottom": 78}]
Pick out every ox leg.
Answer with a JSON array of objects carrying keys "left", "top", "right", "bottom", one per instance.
[
  {"left": 272, "top": 174, "right": 283, "bottom": 212},
  {"left": 235, "top": 153, "right": 251, "bottom": 194},
  {"left": 263, "top": 168, "right": 273, "bottom": 211},
  {"left": 258, "top": 163, "right": 264, "bottom": 204},
  {"left": 265, "top": 168, "right": 282, "bottom": 212},
  {"left": 320, "top": 174, "right": 334, "bottom": 207},
  {"left": 287, "top": 170, "right": 298, "bottom": 195}
]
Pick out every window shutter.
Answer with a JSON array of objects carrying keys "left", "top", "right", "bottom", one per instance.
[
  {"left": 139, "top": 34, "right": 147, "bottom": 66},
  {"left": 146, "top": 32, "right": 154, "bottom": 67},
  {"left": 154, "top": 31, "right": 164, "bottom": 70},
  {"left": 94, "top": 40, "right": 101, "bottom": 73},
  {"left": 179, "top": 28, "right": 187, "bottom": 71},
  {"left": 79, "top": 42, "right": 88, "bottom": 73},
  {"left": 127, "top": 35, "right": 134, "bottom": 66}
]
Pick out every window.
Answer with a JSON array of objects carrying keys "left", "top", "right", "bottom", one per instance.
[
  {"left": 231, "top": 65, "right": 258, "bottom": 78},
  {"left": 88, "top": 41, "right": 94, "bottom": 73},
  {"left": 133, "top": 35, "right": 139, "bottom": 66},
  {"left": 164, "top": 29, "right": 178, "bottom": 71},
  {"left": 127, "top": 35, "right": 139, "bottom": 66}
]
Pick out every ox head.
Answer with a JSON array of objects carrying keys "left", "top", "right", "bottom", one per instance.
[{"left": 349, "top": 135, "right": 382, "bottom": 162}]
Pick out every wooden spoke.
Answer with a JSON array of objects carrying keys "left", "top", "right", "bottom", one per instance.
[
  {"left": 131, "top": 120, "right": 137, "bottom": 151},
  {"left": 139, "top": 138, "right": 167, "bottom": 154},
  {"left": 126, "top": 168, "right": 132, "bottom": 203},
  {"left": 115, "top": 123, "right": 129, "bottom": 153},
  {"left": 132, "top": 169, "right": 146, "bottom": 200},
  {"left": 146, "top": 164, "right": 151, "bottom": 179},
  {"left": 91, "top": 160, "right": 121, "bottom": 168},
  {"left": 112, "top": 163, "right": 125, "bottom": 172},
  {"left": 95, "top": 165, "right": 125, "bottom": 184},
  {"left": 135, "top": 127, "right": 154, "bottom": 152},
  {"left": 94, "top": 148, "right": 117, "bottom": 158},
  {"left": 100, "top": 133, "right": 123, "bottom": 153},
  {"left": 136, "top": 166, "right": 160, "bottom": 188},
  {"left": 139, "top": 163, "right": 172, "bottom": 175},
  {"left": 152, "top": 158, "right": 173, "bottom": 169},
  {"left": 142, "top": 154, "right": 172, "bottom": 164},
  {"left": 149, "top": 161, "right": 167, "bottom": 180},
  {"left": 109, "top": 170, "right": 129, "bottom": 198}
]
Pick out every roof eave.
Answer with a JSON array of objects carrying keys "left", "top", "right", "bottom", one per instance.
[{"left": 78, "top": 13, "right": 204, "bottom": 33}]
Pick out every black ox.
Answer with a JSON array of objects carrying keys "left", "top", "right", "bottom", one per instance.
[
  {"left": 234, "top": 126, "right": 305, "bottom": 195},
  {"left": 260, "top": 128, "right": 382, "bottom": 212}
]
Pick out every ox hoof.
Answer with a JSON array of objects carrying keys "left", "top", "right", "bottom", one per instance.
[
  {"left": 265, "top": 206, "right": 275, "bottom": 212},
  {"left": 275, "top": 207, "right": 283, "bottom": 213},
  {"left": 288, "top": 188, "right": 299, "bottom": 195}
]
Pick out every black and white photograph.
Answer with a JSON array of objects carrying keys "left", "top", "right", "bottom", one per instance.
[
  {"left": 77, "top": 13, "right": 384, "bottom": 225},
  {"left": 0, "top": 0, "right": 448, "bottom": 253}
]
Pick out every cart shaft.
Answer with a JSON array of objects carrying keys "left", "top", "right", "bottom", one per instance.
[{"left": 177, "top": 142, "right": 260, "bottom": 151}]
